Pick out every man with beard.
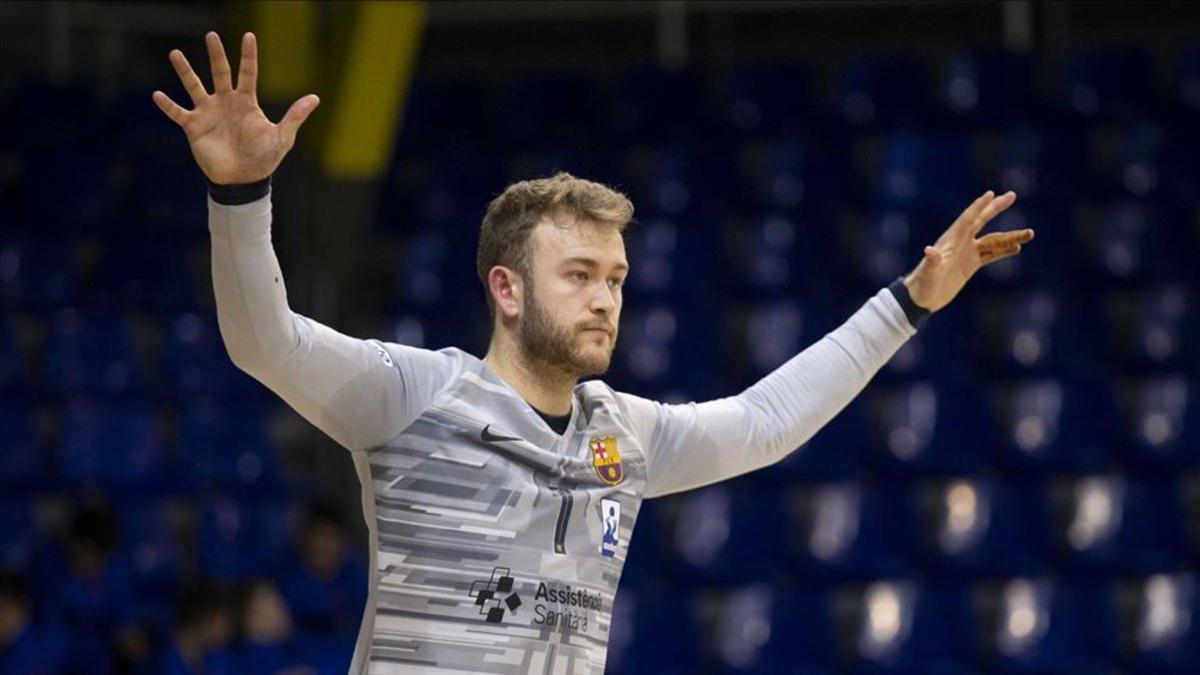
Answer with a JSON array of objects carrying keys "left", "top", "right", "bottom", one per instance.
[{"left": 156, "top": 31, "right": 1034, "bottom": 675}]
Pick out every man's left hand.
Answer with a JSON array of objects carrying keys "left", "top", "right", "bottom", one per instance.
[{"left": 904, "top": 190, "right": 1035, "bottom": 313}]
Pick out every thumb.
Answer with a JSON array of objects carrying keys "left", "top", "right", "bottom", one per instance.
[
  {"left": 923, "top": 245, "right": 943, "bottom": 264},
  {"left": 278, "top": 94, "right": 320, "bottom": 146}
]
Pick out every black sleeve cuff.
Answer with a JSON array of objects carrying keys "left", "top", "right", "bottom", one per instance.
[
  {"left": 887, "top": 276, "right": 931, "bottom": 330},
  {"left": 207, "top": 175, "right": 272, "bottom": 205}
]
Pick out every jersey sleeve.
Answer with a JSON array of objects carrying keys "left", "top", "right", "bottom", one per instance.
[
  {"left": 208, "top": 189, "right": 461, "bottom": 452},
  {"left": 615, "top": 286, "right": 917, "bottom": 498}
]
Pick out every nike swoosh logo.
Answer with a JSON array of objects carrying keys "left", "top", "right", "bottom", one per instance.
[{"left": 481, "top": 425, "right": 522, "bottom": 443}]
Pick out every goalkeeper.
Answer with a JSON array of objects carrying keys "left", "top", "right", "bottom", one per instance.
[{"left": 154, "top": 31, "right": 1035, "bottom": 675}]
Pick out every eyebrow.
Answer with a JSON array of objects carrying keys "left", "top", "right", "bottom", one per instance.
[{"left": 559, "top": 257, "right": 629, "bottom": 273}]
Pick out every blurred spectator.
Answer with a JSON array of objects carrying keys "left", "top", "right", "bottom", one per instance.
[
  {"left": 33, "top": 501, "right": 149, "bottom": 673},
  {"left": 277, "top": 503, "right": 366, "bottom": 637},
  {"left": 158, "top": 582, "right": 236, "bottom": 675},
  {"left": 0, "top": 570, "right": 69, "bottom": 674},
  {"left": 235, "top": 579, "right": 312, "bottom": 675}
]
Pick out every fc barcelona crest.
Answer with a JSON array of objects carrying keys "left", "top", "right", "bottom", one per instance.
[{"left": 589, "top": 437, "right": 624, "bottom": 485}]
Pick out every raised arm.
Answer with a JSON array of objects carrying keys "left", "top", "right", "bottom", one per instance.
[
  {"left": 621, "top": 190, "right": 1035, "bottom": 497},
  {"left": 155, "top": 32, "right": 458, "bottom": 451}
]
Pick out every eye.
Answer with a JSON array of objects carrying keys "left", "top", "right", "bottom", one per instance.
[
  {"left": 570, "top": 271, "right": 590, "bottom": 282},
  {"left": 608, "top": 277, "right": 624, "bottom": 289}
]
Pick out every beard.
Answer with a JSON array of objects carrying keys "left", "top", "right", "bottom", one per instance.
[{"left": 518, "top": 282, "right": 616, "bottom": 379}]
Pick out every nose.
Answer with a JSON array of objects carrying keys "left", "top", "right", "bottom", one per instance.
[{"left": 589, "top": 280, "right": 617, "bottom": 314}]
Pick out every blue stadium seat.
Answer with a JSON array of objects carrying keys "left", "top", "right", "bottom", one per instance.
[
  {"left": 1130, "top": 572, "right": 1200, "bottom": 675},
  {"left": 625, "top": 217, "right": 684, "bottom": 301},
  {"left": 940, "top": 48, "right": 1036, "bottom": 126},
  {"left": 866, "top": 381, "right": 992, "bottom": 476},
  {"left": 990, "top": 578, "right": 1117, "bottom": 675},
  {"left": 2, "top": 80, "right": 107, "bottom": 154},
  {"left": 117, "top": 499, "right": 182, "bottom": 625},
  {"left": 724, "top": 214, "right": 834, "bottom": 301},
  {"left": 606, "top": 589, "right": 701, "bottom": 675},
  {"left": 611, "top": 64, "right": 708, "bottom": 143},
  {"left": 90, "top": 241, "right": 202, "bottom": 312},
  {"left": 385, "top": 306, "right": 486, "bottom": 354},
  {"left": 1106, "top": 285, "right": 1192, "bottom": 373},
  {"left": 195, "top": 496, "right": 293, "bottom": 580},
  {"left": 122, "top": 154, "right": 209, "bottom": 235},
  {"left": 380, "top": 148, "right": 504, "bottom": 237},
  {"left": 1054, "top": 476, "right": 1187, "bottom": 575},
  {"left": 921, "top": 478, "right": 1050, "bottom": 579},
  {"left": 619, "top": 499, "right": 667, "bottom": 588},
  {"left": 42, "top": 309, "right": 146, "bottom": 396},
  {"left": 710, "top": 585, "right": 834, "bottom": 675},
  {"left": 0, "top": 402, "right": 44, "bottom": 488},
  {"left": 851, "top": 581, "right": 977, "bottom": 675},
  {"left": 724, "top": 61, "right": 815, "bottom": 138},
  {"left": 178, "top": 396, "right": 284, "bottom": 493},
  {"left": 396, "top": 77, "right": 494, "bottom": 153},
  {"left": 621, "top": 144, "right": 727, "bottom": 218},
  {"left": 873, "top": 131, "right": 977, "bottom": 224},
  {"left": 611, "top": 304, "right": 718, "bottom": 401},
  {"left": 162, "top": 312, "right": 258, "bottom": 397},
  {"left": 793, "top": 483, "right": 916, "bottom": 581},
  {"left": 1119, "top": 376, "right": 1199, "bottom": 471},
  {"left": 0, "top": 239, "right": 80, "bottom": 310},
  {"left": 114, "top": 83, "right": 182, "bottom": 161},
  {"left": 1089, "top": 121, "right": 1168, "bottom": 200},
  {"left": 734, "top": 136, "right": 851, "bottom": 215},
  {"left": 993, "top": 378, "right": 1118, "bottom": 473},
  {"left": 852, "top": 209, "right": 923, "bottom": 288},
  {"left": 394, "top": 226, "right": 483, "bottom": 314},
  {"left": 669, "top": 485, "right": 780, "bottom": 585},
  {"left": 986, "top": 121, "right": 1090, "bottom": 201},
  {"left": 0, "top": 498, "right": 35, "bottom": 570},
  {"left": 58, "top": 394, "right": 164, "bottom": 488},
  {"left": 1059, "top": 45, "right": 1156, "bottom": 120},
  {"left": 875, "top": 308, "right": 972, "bottom": 384},
  {"left": 838, "top": 53, "right": 933, "bottom": 129},
  {"left": 774, "top": 398, "right": 868, "bottom": 480},
  {"left": 1170, "top": 43, "right": 1200, "bottom": 192},
  {"left": 21, "top": 149, "right": 115, "bottom": 234},
  {"left": 1082, "top": 199, "right": 1183, "bottom": 285},
  {"left": 975, "top": 290, "right": 1103, "bottom": 378},
  {"left": 501, "top": 71, "right": 602, "bottom": 150}
]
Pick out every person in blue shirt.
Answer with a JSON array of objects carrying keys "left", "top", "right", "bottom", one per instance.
[
  {"left": 0, "top": 571, "right": 69, "bottom": 675},
  {"left": 277, "top": 503, "right": 366, "bottom": 638},
  {"left": 33, "top": 502, "right": 149, "bottom": 674},
  {"left": 157, "top": 582, "right": 237, "bottom": 675}
]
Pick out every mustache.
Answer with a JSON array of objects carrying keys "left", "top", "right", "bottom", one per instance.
[{"left": 579, "top": 323, "right": 615, "bottom": 334}]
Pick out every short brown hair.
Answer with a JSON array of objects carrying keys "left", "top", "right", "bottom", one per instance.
[{"left": 476, "top": 171, "right": 634, "bottom": 319}]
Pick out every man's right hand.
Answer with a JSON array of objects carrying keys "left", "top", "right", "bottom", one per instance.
[{"left": 152, "top": 31, "right": 320, "bottom": 185}]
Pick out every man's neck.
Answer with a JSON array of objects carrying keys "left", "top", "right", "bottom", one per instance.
[{"left": 483, "top": 339, "right": 576, "bottom": 417}]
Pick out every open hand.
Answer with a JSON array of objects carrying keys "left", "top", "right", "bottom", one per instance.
[
  {"left": 903, "top": 190, "right": 1035, "bottom": 313},
  {"left": 151, "top": 31, "right": 320, "bottom": 185}
]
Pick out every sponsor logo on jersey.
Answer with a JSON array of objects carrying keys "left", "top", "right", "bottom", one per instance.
[
  {"left": 481, "top": 424, "right": 522, "bottom": 443},
  {"left": 534, "top": 581, "right": 602, "bottom": 634},
  {"left": 468, "top": 568, "right": 602, "bottom": 634},
  {"left": 600, "top": 498, "right": 620, "bottom": 558},
  {"left": 468, "top": 566, "right": 522, "bottom": 624},
  {"left": 373, "top": 343, "right": 394, "bottom": 367},
  {"left": 589, "top": 436, "right": 624, "bottom": 485}
]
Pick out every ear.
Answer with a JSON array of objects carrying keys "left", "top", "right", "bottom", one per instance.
[{"left": 487, "top": 266, "right": 523, "bottom": 320}]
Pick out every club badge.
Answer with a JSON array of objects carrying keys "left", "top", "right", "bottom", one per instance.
[{"left": 589, "top": 436, "right": 624, "bottom": 485}]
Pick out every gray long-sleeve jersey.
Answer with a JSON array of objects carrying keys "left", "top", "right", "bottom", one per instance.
[{"left": 207, "top": 189, "right": 918, "bottom": 674}]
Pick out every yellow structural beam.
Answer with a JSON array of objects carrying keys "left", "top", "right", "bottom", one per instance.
[
  {"left": 322, "top": 1, "right": 426, "bottom": 180},
  {"left": 252, "top": 0, "right": 318, "bottom": 99}
]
